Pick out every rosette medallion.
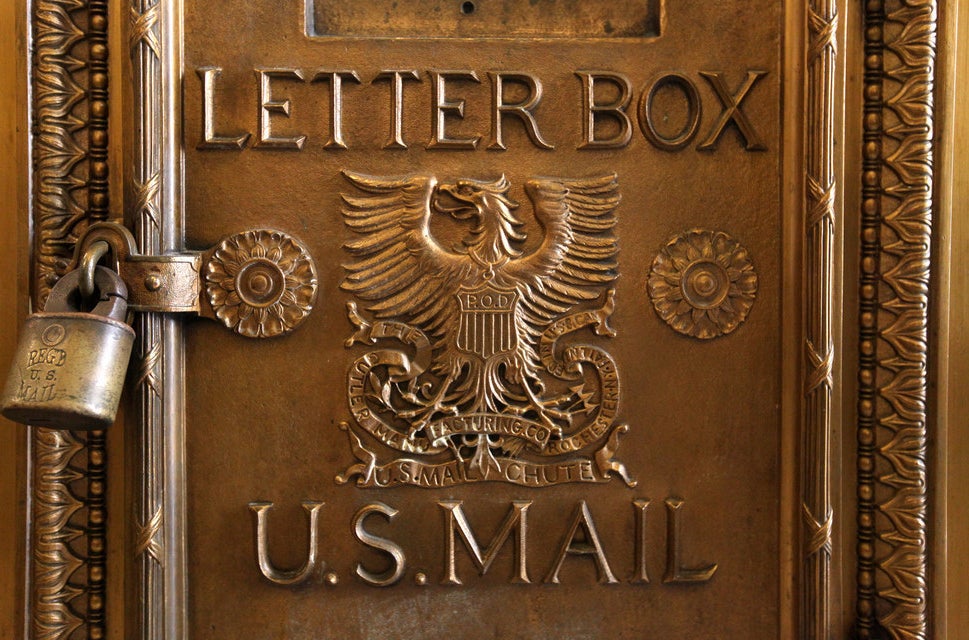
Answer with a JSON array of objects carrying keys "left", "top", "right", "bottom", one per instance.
[
  {"left": 204, "top": 230, "right": 318, "bottom": 338},
  {"left": 648, "top": 229, "right": 757, "bottom": 339}
]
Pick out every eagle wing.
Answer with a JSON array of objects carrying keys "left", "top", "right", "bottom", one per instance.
[
  {"left": 513, "top": 174, "right": 620, "bottom": 332},
  {"left": 341, "top": 171, "right": 470, "bottom": 339}
]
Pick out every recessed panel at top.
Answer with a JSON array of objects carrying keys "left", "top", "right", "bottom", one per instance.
[
  {"left": 308, "top": 0, "right": 662, "bottom": 39},
  {"left": 181, "top": 1, "right": 785, "bottom": 637}
]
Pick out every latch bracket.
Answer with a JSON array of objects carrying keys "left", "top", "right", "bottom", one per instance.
[{"left": 67, "top": 222, "right": 318, "bottom": 337}]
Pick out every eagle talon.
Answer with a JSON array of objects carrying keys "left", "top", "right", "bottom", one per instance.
[
  {"left": 540, "top": 407, "right": 571, "bottom": 431},
  {"left": 345, "top": 302, "right": 375, "bottom": 347},
  {"left": 401, "top": 400, "right": 459, "bottom": 439},
  {"left": 594, "top": 288, "right": 618, "bottom": 337}
]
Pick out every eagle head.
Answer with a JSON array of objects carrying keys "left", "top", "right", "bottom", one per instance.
[{"left": 433, "top": 175, "right": 526, "bottom": 260}]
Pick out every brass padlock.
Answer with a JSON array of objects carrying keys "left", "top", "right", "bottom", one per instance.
[{"left": 1, "top": 265, "right": 135, "bottom": 429}]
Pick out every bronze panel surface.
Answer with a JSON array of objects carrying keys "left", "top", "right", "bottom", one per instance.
[
  {"left": 180, "top": 1, "right": 785, "bottom": 637},
  {"left": 11, "top": 0, "right": 966, "bottom": 638},
  {"left": 308, "top": 0, "right": 663, "bottom": 39}
]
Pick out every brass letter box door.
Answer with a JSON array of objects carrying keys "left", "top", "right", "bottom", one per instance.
[{"left": 155, "top": 1, "right": 814, "bottom": 636}]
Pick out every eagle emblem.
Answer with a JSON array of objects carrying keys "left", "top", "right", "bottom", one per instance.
[{"left": 336, "top": 171, "right": 635, "bottom": 488}]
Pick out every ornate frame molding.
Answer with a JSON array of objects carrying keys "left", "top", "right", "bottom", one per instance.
[
  {"left": 128, "top": 1, "right": 166, "bottom": 638},
  {"left": 857, "top": 1, "right": 935, "bottom": 638},
  {"left": 127, "top": 0, "right": 187, "bottom": 638},
  {"left": 801, "top": 0, "right": 838, "bottom": 637},
  {"left": 22, "top": 0, "right": 937, "bottom": 638},
  {"left": 29, "top": 1, "right": 109, "bottom": 638}
]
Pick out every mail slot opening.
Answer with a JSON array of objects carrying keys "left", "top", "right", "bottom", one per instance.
[{"left": 308, "top": 0, "right": 664, "bottom": 39}]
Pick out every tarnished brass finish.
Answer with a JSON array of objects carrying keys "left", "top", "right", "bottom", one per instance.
[
  {"left": 1, "top": 266, "right": 134, "bottom": 430},
  {"left": 171, "top": 1, "right": 789, "bottom": 637},
  {"left": 7, "top": 0, "right": 964, "bottom": 638}
]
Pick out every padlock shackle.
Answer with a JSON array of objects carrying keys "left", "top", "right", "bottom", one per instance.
[
  {"left": 68, "top": 221, "right": 140, "bottom": 275},
  {"left": 79, "top": 240, "right": 110, "bottom": 301},
  {"left": 45, "top": 266, "right": 129, "bottom": 322}
]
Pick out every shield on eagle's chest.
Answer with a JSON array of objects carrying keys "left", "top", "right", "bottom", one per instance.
[{"left": 455, "top": 284, "right": 520, "bottom": 359}]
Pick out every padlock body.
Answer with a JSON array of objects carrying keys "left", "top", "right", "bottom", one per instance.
[{"left": 2, "top": 311, "right": 135, "bottom": 430}]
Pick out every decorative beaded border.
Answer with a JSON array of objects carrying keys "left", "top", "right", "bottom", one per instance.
[
  {"left": 857, "top": 1, "right": 934, "bottom": 638},
  {"left": 29, "top": 1, "right": 110, "bottom": 638}
]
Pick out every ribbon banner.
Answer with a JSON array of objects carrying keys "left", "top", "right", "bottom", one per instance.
[
  {"left": 337, "top": 422, "right": 634, "bottom": 488},
  {"left": 426, "top": 414, "right": 553, "bottom": 448}
]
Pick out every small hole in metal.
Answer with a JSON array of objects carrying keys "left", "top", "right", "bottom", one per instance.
[{"left": 461, "top": 1, "right": 476, "bottom": 15}]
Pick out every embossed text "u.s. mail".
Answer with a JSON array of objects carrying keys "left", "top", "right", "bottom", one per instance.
[{"left": 248, "top": 498, "right": 718, "bottom": 588}]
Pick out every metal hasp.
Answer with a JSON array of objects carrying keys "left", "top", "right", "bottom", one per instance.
[
  {"left": 1, "top": 220, "right": 319, "bottom": 430},
  {"left": 70, "top": 221, "right": 318, "bottom": 337}
]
